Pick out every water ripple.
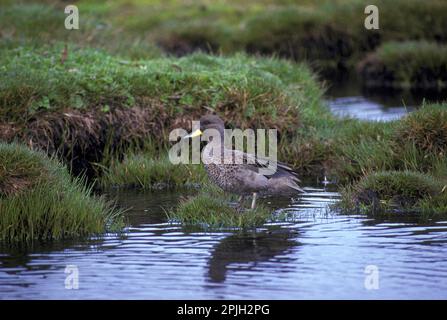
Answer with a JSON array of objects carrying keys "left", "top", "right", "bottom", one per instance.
[{"left": 1, "top": 187, "right": 447, "bottom": 299}]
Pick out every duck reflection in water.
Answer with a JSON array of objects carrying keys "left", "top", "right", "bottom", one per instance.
[{"left": 207, "top": 229, "right": 299, "bottom": 283}]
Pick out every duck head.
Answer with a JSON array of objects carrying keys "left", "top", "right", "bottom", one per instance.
[{"left": 183, "top": 115, "right": 225, "bottom": 139}]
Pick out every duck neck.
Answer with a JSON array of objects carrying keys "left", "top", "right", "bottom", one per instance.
[{"left": 203, "top": 127, "right": 225, "bottom": 161}]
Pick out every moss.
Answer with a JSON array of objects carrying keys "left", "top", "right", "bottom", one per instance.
[
  {"left": 167, "top": 184, "right": 273, "bottom": 229},
  {"left": 358, "top": 41, "right": 447, "bottom": 89},
  {"left": 339, "top": 170, "right": 447, "bottom": 217},
  {"left": 101, "top": 153, "right": 208, "bottom": 189},
  {"left": 0, "top": 143, "right": 123, "bottom": 242}
]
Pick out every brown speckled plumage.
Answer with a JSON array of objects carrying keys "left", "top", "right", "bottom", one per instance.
[{"left": 189, "top": 115, "right": 304, "bottom": 209}]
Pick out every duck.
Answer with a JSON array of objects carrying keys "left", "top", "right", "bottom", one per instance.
[{"left": 183, "top": 115, "right": 304, "bottom": 209}]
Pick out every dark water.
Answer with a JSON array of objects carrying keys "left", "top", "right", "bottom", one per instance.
[
  {"left": 328, "top": 96, "right": 415, "bottom": 121},
  {"left": 326, "top": 77, "right": 447, "bottom": 121},
  {"left": 1, "top": 185, "right": 447, "bottom": 299}
]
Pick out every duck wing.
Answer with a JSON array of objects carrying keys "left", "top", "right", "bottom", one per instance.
[{"left": 226, "top": 149, "right": 301, "bottom": 182}]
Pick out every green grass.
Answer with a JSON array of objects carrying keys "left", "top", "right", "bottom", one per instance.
[
  {"left": 335, "top": 105, "right": 447, "bottom": 216},
  {"left": 2, "top": 0, "right": 447, "bottom": 75},
  {"left": 358, "top": 41, "right": 447, "bottom": 89},
  {"left": 290, "top": 102, "right": 447, "bottom": 180},
  {"left": 0, "top": 44, "right": 320, "bottom": 177},
  {"left": 167, "top": 184, "right": 273, "bottom": 229},
  {"left": 108, "top": 0, "right": 447, "bottom": 72},
  {"left": 338, "top": 170, "right": 447, "bottom": 217},
  {"left": 1, "top": 44, "right": 446, "bottom": 218},
  {"left": 0, "top": 143, "right": 123, "bottom": 242},
  {"left": 395, "top": 103, "right": 447, "bottom": 155},
  {"left": 101, "top": 153, "right": 207, "bottom": 189},
  {"left": 0, "top": 45, "right": 312, "bottom": 124},
  {"left": 0, "top": 2, "right": 163, "bottom": 60},
  {"left": 285, "top": 109, "right": 394, "bottom": 177},
  {"left": 2, "top": 0, "right": 447, "bottom": 221}
]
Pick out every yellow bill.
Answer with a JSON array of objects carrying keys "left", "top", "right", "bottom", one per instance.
[{"left": 183, "top": 129, "right": 203, "bottom": 139}]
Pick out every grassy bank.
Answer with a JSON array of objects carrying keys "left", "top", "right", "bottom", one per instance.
[
  {"left": 1, "top": 43, "right": 447, "bottom": 218},
  {"left": 291, "top": 103, "right": 447, "bottom": 179},
  {"left": 2, "top": 0, "right": 447, "bottom": 222},
  {"left": 0, "top": 143, "right": 123, "bottom": 241},
  {"left": 0, "top": 43, "right": 323, "bottom": 228},
  {"left": 358, "top": 41, "right": 447, "bottom": 89},
  {"left": 336, "top": 105, "right": 447, "bottom": 216},
  {"left": 339, "top": 171, "right": 447, "bottom": 218},
  {"left": 0, "top": 45, "right": 319, "bottom": 176},
  {"left": 2, "top": 1, "right": 447, "bottom": 75}
]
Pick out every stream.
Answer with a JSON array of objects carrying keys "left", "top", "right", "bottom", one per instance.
[{"left": 1, "top": 83, "right": 447, "bottom": 299}]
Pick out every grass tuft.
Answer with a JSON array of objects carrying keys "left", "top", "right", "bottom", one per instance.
[
  {"left": 339, "top": 170, "right": 447, "bottom": 217},
  {"left": 396, "top": 104, "right": 447, "bottom": 155},
  {"left": 167, "top": 184, "right": 273, "bottom": 229},
  {"left": 0, "top": 143, "right": 123, "bottom": 242}
]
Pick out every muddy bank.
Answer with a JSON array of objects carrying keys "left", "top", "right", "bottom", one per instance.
[{"left": 1, "top": 105, "right": 169, "bottom": 178}]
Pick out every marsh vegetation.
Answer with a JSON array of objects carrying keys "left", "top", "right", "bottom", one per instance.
[
  {"left": 0, "top": 143, "right": 123, "bottom": 241},
  {"left": 1, "top": 0, "right": 447, "bottom": 240}
]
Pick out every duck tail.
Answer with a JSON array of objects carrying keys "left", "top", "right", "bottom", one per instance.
[
  {"left": 287, "top": 182, "right": 305, "bottom": 193},
  {"left": 266, "top": 168, "right": 305, "bottom": 194},
  {"left": 274, "top": 166, "right": 304, "bottom": 191}
]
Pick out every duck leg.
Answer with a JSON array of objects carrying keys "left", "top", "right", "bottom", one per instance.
[
  {"left": 236, "top": 195, "right": 245, "bottom": 212},
  {"left": 250, "top": 192, "right": 258, "bottom": 209}
]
